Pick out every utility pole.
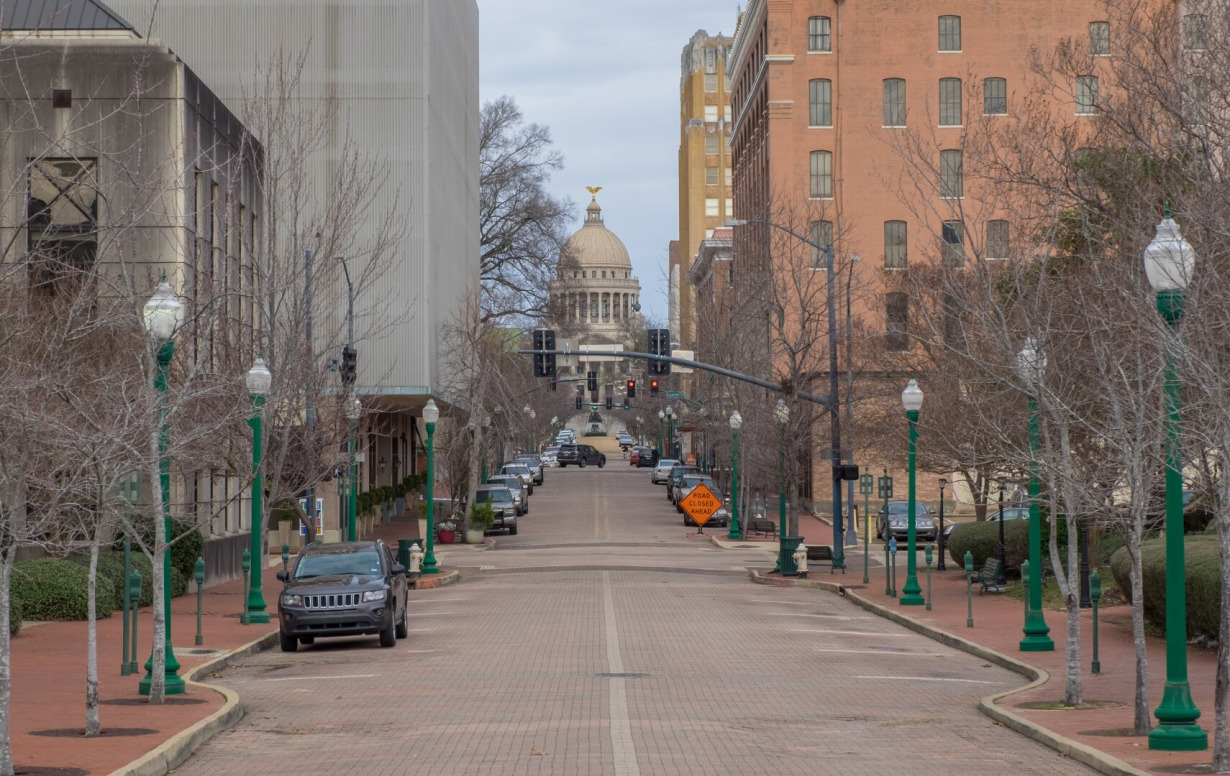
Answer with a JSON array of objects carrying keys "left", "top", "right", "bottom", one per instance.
[
  {"left": 824, "top": 244, "right": 845, "bottom": 569},
  {"left": 845, "top": 255, "right": 860, "bottom": 547}
]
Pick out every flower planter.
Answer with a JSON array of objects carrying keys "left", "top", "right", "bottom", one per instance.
[
  {"left": 465, "top": 529, "right": 485, "bottom": 544},
  {"left": 437, "top": 530, "right": 456, "bottom": 545}
]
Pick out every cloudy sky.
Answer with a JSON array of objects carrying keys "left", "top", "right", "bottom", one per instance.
[{"left": 479, "top": 0, "right": 740, "bottom": 323}]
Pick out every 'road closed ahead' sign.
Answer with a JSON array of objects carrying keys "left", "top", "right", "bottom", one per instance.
[{"left": 679, "top": 482, "right": 723, "bottom": 526}]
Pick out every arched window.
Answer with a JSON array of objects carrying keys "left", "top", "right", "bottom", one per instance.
[
  {"left": 939, "top": 78, "right": 962, "bottom": 125},
  {"left": 884, "top": 221, "right": 907, "bottom": 268},
  {"left": 938, "top": 16, "right": 961, "bottom": 51},
  {"left": 983, "top": 78, "right": 1007, "bottom": 115},
  {"left": 809, "top": 151, "right": 833, "bottom": 199},
  {"left": 940, "top": 150, "right": 963, "bottom": 199},
  {"left": 808, "top": 16, "right": 831, "bottom": 52},
  {"left": 883, "top": 79, "right": 906, "bottom": 126},
  {"left": 809, "top": 79, "right": 832, "bottom": 126}
]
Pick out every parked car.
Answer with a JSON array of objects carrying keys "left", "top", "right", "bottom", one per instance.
[
  {"left": 634, "top": 447, "right": 660, "bottom": 468},
  {"left": 501, "top": 463, "right": 535, "bottom": 494},
  {"left": 540, "top": 450, "right": 559, "bottom": 467},
  {"left": 276, "top": 540, "right": 409, "bottom": 652},
  {"left": 674, "top": 474, "right": 716, "bottom": 512},
  {"left": 944, "top": 506, "right": 1029, "bottom": 540},
  {"left": 651, "top": 459, "right": 680, "bottom": 484},
  {"left": 473, "top": 486, "right": 518, "bottom": 535},
  {"left": 666, "top": 465, "right": 702, "bottom": 503},
  {"left": 486, "top": 474, "right": 528, "bottom": 514},
  {"left": 556, "top": 443, "right": 606, "bottom": 468},
  {"left": 876, "top": 500, "right": 938, "bottom": 542},
  {"left": 677, "top": 478, "right": 730, "bottom": 527},
  {"left": 515, "top": 455, "right": 545, "bottom": 485}
]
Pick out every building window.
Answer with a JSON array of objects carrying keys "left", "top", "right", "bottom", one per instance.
[
  {"left": 725, "top": 198, "right": 733, "bottom": 214},
  {"left": 809, "top": 220, "right": 833, "bottom": 269},
  {"left": 725, "top": 105, "right": 732, "bottom": 122},
  {"left": 705, "top": 135, "right": 719, "bottom": 154},
  {"left": 1186, "top": 77, "right": 1209, "bottom": 125},
  {"left": 704, "top": 73, "right": 718, "bottom": 92},
  {"left": 724, "top": 168, "right": 732, "bottom": 186},
  {"left": 809, "top": 150, "right": 833, "bottom": 199},
  {"left": 886, "top": 293, "right": 909, "bottom": 351},
  {"left": 939, "top": 78, "right": 962, "bottom": 125},
  {"left": 940, "top": 149, "right": 963, "bottom": 199},
  {"left": 808, "top": 16, "right": 832, "bottom": 52},
  {"left": 809, "top": 79, "right": 832, "bottom": 126},
  {"left": 1089, "top": 22, "right": 1110, "bottom": 56},
  {"left": 705, "top": 46, "right": 717, "bottom": 73},
  {"left": 706, "top": 198, "right": 719, "bottom": 217},
  {"left": 986, "top": 220, "right": 1009, "bottom": 259},
  {"left": 1076, "top": 75, "right": 1099, "bottom": 115},
  {"left": 706, "top": 166, "right": 718, "bottom": 186},
  {"left": 941, "top": 220, "right": 964, "bottom": 267},
  {"left": 983, "top": 78, "right": 1007, "bottom": 115},
  {"left": 938, "top": 15, "right": 961, "bottom": 51},
  {"left": 884, "top": 221, "right": 907, "bottom": 269},
  {"left": 705, "top": 105, "right": 719, "bottom": 122},
  {"left": 27, "top": 158, "right": 99, "bottom": 295},
  {"left": 883, "top": 79, "right": 906, "bottom": 126},
  {"left": 1184, "top": 15, "right": 1207, "bottom": 51}
]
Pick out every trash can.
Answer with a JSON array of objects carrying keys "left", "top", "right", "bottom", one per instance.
[
  {"left": 778, "top": 535, "right": 803, "bottom": 576},
  {"left": 397, "top": 539, "right": 414, "bottom": 570}
]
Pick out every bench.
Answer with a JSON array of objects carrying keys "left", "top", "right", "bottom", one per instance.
[
  {"left": 748, "top": 518, "right": 777, "bottom": 538},
  {"left": 805, "top": 545, "right": 844, "bottom": 575},
  {"left": 972, "top": 557, "right": 1005, "bottom": 594}
]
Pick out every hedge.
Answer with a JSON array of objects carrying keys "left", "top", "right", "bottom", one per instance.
[
  {"left": 12, "top": 558, "right": 115, "bottom": 621},
  {"left": 1109, "top": 534, "right": 1222, "bottom": 641},
  {"left": 10, "top": 596, "right": 22, "bottom": 636},
  {"left": 947, "top": 519, "right": 1029, "bottom": 574},
  {"left": 125, "top": 518, "right": 202, "bottom": 582},
  {"left": 70, "top": 550, "right": 159, "bottom": 609}
]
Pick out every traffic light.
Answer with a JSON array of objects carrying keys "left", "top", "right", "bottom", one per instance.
[
  {"left": 340, "top": 345, "right": 357, "bottom": 386},
  {"left": 626, "top": 379, "right": 636, "bottom": 398},
  {"left": 532, "top": 329, "right": 556, "bottom": 378},
  {"left": 587, "top": 371, "right": 597, "bottom": 392},
  {"left": 623, "top": 401, "right": 630, "bottom": 411},
  {"left": 650, "top": 379, "right": 659, "bottom": 395},
  {"left": 575, "top": 396, "right": 582, "bottom": 410},
  {"left": 647, "top": 328, "right": 671, "bottom": 375},
  {"left": 606, "top": 396, "right": 613, "bottom": 410}
]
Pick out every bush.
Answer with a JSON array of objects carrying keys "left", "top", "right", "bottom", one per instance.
[
  {"left": 469, "top": 501, "right": 496, "bottom": 532},
  {"left": 12, "top": 558, "right": 115, "bottom": 621},
  {"left": 10, "top": 596, "right": 22, "bottom": 636},
  {"left": 1109, "top": 534, "right": 1222, "bottom": 640},
  {"left": 1094, "top": 530, "right": 1126, "bottom": 565},
  {"left": 127, "top": 517, "right": 202, "bottom": 581},
  {"left": 946, "top": 519, "right": 1028, "bottom": 574},
  {"left": 71, "top": 550, "right": 161, "bottom": 608}
]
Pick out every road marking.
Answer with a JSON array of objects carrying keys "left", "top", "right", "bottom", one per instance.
[
  {"left": 789, "top": 629, "right": 909, "bottom": 637},
  {"left": 407, "top": 611, "right": 455, "bottom": 616},
  {"left": 265, "top": 674, "right": 377, "bottom": 682},
  {"left": 402, "top": 649, "right": 442, "bottom": 654},
  {"left": 853, "top": 675, "right": 998, "bottom": 684},
  {"left": 603, "top": 572, "right": 641, "bottom": 776},
  {"left": 768, "top": 612, "right": 867, "bottom": 620},
  {"left": 811, "top": 648, "right": 946, "bottom": 656}
]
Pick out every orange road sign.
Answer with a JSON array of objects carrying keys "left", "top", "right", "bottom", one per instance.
[{"left": 679, "top": 482, "right": 723, "bottom": 526}]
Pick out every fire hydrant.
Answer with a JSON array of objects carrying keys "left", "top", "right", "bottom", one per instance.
[
  {"left": 794, "top": 542, "right": 809, "bottom": 578},
  {"left": 409, "top": 542, "right": 423, "bottom": 581}
]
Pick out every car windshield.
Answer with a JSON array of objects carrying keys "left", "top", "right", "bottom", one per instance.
[
  {"left": 476, "top": 488, "right": 514, "bottom": 506},
  {"left": 517, "top": 458, "right": 539, "bottom": 466},
  {"left": 658, "top": 460, "right": 678, "bottom": 468},
  {"left": 504, "top": 465, "right": 529, "bottom": 474},
  {"left": 887, "top": 502, "right": 930, "bottom": 516},
  {"left": 682, "top": 476, "right": 711, "bottom": 488},
  {"left": 294, "top": 547, "right": 383, "bottom": 579}
]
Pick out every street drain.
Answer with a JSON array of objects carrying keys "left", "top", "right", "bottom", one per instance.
[{"left": 596, "top": 673, "right": 648, "bottom": 678}]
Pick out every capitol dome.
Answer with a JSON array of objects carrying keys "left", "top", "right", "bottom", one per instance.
[{"left": 563, "top": 196, "right": 633, "bottom": 275}]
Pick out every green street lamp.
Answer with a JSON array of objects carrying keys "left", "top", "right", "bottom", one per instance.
[
  {"left": 899, "top": 379, "right": 925, "bottom": 606},
  {"left": 1144, "top": 214, "right": 1205, "bottom": 751},
  {"left": 658, "top": 409, "right": 665, "bottom": 456},
  {"left": 1017, "top": 338, "right": 1054, "bottom": 652},
  {"left": 774, "top": 399, "right": 798, "bottom": 574},
  {"left": 422, "top": 399, "right": 441, "bottom": 574},
  {"left": 346, "top": 397, "right": 361, "bottom": 542},
  {"left": 244, "top": 357, "right": 272, "bottom": 624},
  {"left": 728, "top": 410, "right": 743, "bottom": 540},
  {"left": 666, "top": 405, "right": 676, "bottom": 459},
  {"left": 139, "top": 280, "right": 186, "bottom": 696}
]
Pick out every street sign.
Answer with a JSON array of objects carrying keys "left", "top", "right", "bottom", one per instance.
[
  {"left": 679, "top": 482, "right": 723, "bottom": 526},
  {"left": 667, "top": 391, "right": 685, "bottom": 398}
]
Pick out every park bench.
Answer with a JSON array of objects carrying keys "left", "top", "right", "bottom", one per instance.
[
  {"left": 972, "top": 557, "right": 1005, "bottom": 594},
  {"left": 805, "top": 544, "right": 844, "bottom": 575},
  {"left": 748, "top": 518, "right": 777, "bottom": 538}
]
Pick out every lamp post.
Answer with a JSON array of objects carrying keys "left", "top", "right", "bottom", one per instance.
[
  {"left": 899, "top": 380, "right": 924, "bottom": 605},
  {"left": 658, "top": 410, "right": 665, "bottom": 457},
  {"left": 774, "top": 399, "right": 799, "bottom": 575},
  {"left": 1017, "top": 337, "right": 1054, "bottom": 651},
  {"left": 422, "top": 399, "right": 440, "bottom": 575},
  {"left": 1144, "top": 213, "right": 1205, "bottom": 751},
  {"left": 530, "top": 409, "right": 537, "bottom": 452},
  {"left": 346, "top": 397, "right": 361, "bottom": 542},
  {"left": 728, "top": 410, "right": 743, "bottom": 540},
  {"left": 244, "top": 357, "right": 272, "bottom": 624},
  {"left": 937, "top": 477, "right": 948, "bottom": 571},
  {"left": 666, "top": 405, "right": 676, "bottom": 460},
  {"left": 139, "top": 280, "right": 186, "bottom": 696}
]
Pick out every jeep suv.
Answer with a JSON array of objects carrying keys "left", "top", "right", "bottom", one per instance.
[
  {"left": 276, "top": 540, "right": 408, "bottom": 652},
  {"left": 556, "top": 443, "right": 606, "bottom": 468}
]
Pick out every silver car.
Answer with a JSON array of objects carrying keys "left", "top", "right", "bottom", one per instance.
[
  {"left": 876, "top": 501, "right": 938, "bottom": 542},
  {"left": 501, "top": 463, "right": 535, "bottom": 495},
  {"left": 486, "top": 474, "right": 528, "bottom": 514},
  {"left": 515, "top": 455, "right": 544, "bottom": 485},
  {"left": 651, "top": 459, "right": 680, "bottom": 484}
]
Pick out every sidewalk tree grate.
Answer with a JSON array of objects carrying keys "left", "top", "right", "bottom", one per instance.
[{"left": 30, "top": 727, "right": 158, "bottom": 737}]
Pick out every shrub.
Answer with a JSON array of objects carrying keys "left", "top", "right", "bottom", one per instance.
[
  {"left": 72, "top": 550, "right": 161, "bottom": 608},
  {"left": 1109, "top": 534, "right": 1222, "bottom": 640},
  {"left": 127, "top": 517, "right": 202, "bottom": 581},
  {"left": 946, "top": 519, "right": 1028, "bottom": 574},
  {"left": 1093, "top": 530, "right": 1126, "bottom": 565},
  {"left": 469, "top": 501, "right": 496, "bottom": 532},
  {"left": 10, "top": 596, "right": 22, "bottom": 636},
  {"left": 12, "top": 558, "right": 115, "bottom": 621}
]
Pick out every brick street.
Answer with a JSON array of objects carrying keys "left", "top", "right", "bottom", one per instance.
[{"left": 169, "top": 464, "right": 1097, "bottom": 775}]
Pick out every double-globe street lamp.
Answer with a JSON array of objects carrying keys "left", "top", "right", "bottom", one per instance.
[
  {"left": 1144, "top": 214, "right": 1205, "bottom": 751},
  {"left": 1017, "top": 338, "right": 1054, "bottom": 652},
  {"left": 774, "top": 399, "right": 800, "bottom": 575},
  {"left": 899, "top": 379, "right": 924, "bottom": 606},
  {"left": 728, "top": 410, "right": 743, "bottom": 540},
  {"left": 244, "top": 357, "right": 273, "bottom": 624},
  {"left": 346, "top": 397, "right": 361, "bottom": 542},
  {"left": 139, "top": 280, "right": 186, "bottom": 696},
  {"left": 658, "top": 410, "right": 665, "bottom": 456},
  {"left": 422, "top": 399, "right": 441, "bottom": 575}
]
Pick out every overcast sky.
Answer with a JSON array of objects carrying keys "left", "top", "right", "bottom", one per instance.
[{"left": 479, "top": 0, "right": 740, "bottom": 324}]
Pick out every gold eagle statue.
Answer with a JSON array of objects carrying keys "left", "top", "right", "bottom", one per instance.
[{"left": 585, "top": 186, "right": 603, "bottom": 197}]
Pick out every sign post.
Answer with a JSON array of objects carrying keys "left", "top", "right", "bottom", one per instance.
[{"left": 679, "top": 483, "right": 723, "bottom": 536}]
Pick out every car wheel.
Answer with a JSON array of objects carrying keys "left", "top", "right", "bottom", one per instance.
[
  {"left": 379, "top": 613, "right": 397, "bottom": 647},
  {"left": 395, "top": 603, "right": 408, "bottom": 639},
  {"left": 279, "top": 631, "right": 298, "bottom": 652},
  {"left": 579, "top": 459, "right": 587, "bottom": 468},
  {"left": 510, "top": 524, "right": 518, "bottom": 535},
  {"left": 300, "top": 636, "right": 315, "bottom": 645},
  {"left": 599, "top": 458, "right": 605, "bottom": 468}
]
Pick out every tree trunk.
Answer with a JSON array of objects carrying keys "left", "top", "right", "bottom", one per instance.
[
  {"left": 85, "top": 540, "right": 100, "bottom": 736},
  {"left": 1214, "top": 506, "right": 1230, "bottom": 770},
  {"left": 1127, "top": 527, "right": 1151, "bottom": 735},
  {"left": 0, "top": 550, "right": 15, "bottom": 776}
]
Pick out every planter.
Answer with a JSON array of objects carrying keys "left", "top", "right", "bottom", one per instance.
[
  {"left": 395, "top": 497, "right": 406, "bottom": 518},
  {"left": 418, "top": 518, "right": 428, "bottom": 542},
  {"left": 381, "top": 503, "right": 392, "bottom": 522},
  {"left": 465, "top": 529, "right": 485, "bottom": 544},
  {"left": 437, "top": 530, "right": 456, "bottom": 544}
]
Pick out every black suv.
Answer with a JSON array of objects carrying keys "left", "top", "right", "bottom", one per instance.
[
  {"left": 556, "top": 443, "right": 606, "bottom": 468},
  {"left": 666, "top": 465, "right": 701, "bottom": 503},
  {"left": 276, "top": 540, "right": 408, "bottom": 651}
]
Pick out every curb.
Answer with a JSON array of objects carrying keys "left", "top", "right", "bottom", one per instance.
[
  {"left": 106, "top": 628, "right": 279, "bottom": 776},
  {"left": 413, "top": 568, "right": 461, "bottom": 590},
  {"left": 747, "top": 570, "right": 1150, "bottom": 776}
]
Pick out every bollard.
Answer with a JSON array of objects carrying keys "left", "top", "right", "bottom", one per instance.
[
  {"left": 281, "top": 542, "right": 290, "bottom": 575},
  {"left": 884, "top": 532, "right": 892, "bottom": 596},
  {"left": 240, "top": 548, "right": 252, "bottom": 625},
  {"left": 125, "top": 568, "right": 142, "bottom": 675},
  {"left": 1090, "top": 569, "right": 1102, "bottom": 674},
  {"left": 888, "top": 536, "right": 898, "bottom": 597},
  {"left": 194, "top": 556, "right": 205, "bottom": 646},
  {"left": 1022, "top": 559, "right": 1031, "bottom": 625},
  {"left": 925, "top": 544, "right": 933, "bottom": 611},
  {"left": 794, "top": 543, "right": 808, "bottom": 579},
  {"left": 964, "top": 551, "right": 974, "bottom": 628},
  {"left": 121, "top": 538, "right": 132, "bottom": 676}
]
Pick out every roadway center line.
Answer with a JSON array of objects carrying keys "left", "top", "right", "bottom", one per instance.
[
  {"left": 852, "top": 675, "right": 999, "bottom": 684},
  {"left": 603, "top": 571, "right": 640, "bottom": 776},
  {"left": 264, "top": 674, "right": 377, "bottom": 682}
]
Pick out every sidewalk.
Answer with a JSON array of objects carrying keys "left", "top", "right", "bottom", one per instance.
[{"left": 726, "top": 510, "right": 1218, "bottom": 776}]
